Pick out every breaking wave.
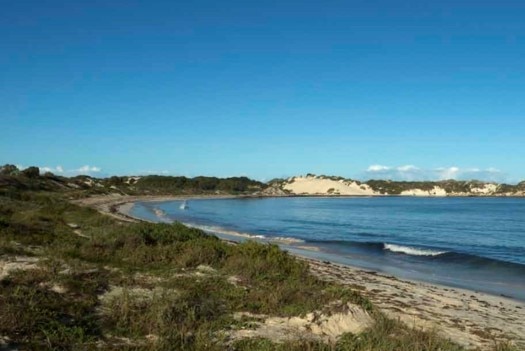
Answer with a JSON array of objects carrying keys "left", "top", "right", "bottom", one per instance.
[
  {"left": 383, "top": 243, "right": 447, "bottom": 256},
  {"left": 182, "top": 223, "right": 305, "bottom": 244}
]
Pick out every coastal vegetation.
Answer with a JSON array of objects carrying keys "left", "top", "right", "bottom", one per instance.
[
  {"left": 0, "top": 166, "right": 521, "bottom": 349},
  {"left": 0, "top": 165, "right": 266, "bottom": 197},
  {"left": 132, "top": 175, "right": 266, "bottom": 194},
  {"left": 2, "top": 165, "right": 523, "bottom": 197}
]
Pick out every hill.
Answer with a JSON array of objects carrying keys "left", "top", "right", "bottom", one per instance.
[
  {"left": 0, "top": 164, "right": 267, "bottom": 198},
  {"left": 264, "top": 174, "right": 525, "bottom": 197},
  {"left": 1, "top": 165, "right": 524, "bottom": 199}
]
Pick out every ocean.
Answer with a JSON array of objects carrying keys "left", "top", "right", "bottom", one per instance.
[{"left": 130, "top": 197, "right": 525, "bottom": 300}]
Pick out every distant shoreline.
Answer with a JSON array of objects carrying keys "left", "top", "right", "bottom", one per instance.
[
  {"left": 73, "top": 194, "right": 240, "bottom": 223},
  {"left": 74, "top": 193, "right": 525, "bottom": 350}
]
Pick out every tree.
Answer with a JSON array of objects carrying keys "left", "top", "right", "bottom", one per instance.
[
  {"left": 108, "top": 176, "right": 125, "bottom": 186},
  {"left": 0, "top": 164, "right": 19, "bottom": 175},
  {"left": 22, "top": 166, "right": 40, "bottom": 178}
]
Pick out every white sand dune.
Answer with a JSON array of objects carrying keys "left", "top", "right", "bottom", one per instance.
[
  {"left": 282, "top": 176, "right": 377, "bottom": 196},
  {"left": 280, "top": 175, "right": 511, "bottom": 197}
]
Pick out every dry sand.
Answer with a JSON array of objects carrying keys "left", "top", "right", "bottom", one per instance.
[
  {"left": 76, "top": 194, "right": 525, "bottom": 350},
  {"left": 231, "top": 303, "right": 373, "bottom": 343}
]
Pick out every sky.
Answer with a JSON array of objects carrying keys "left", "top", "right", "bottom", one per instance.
[{"left": 1, "top": 0, "right": 524, "bottom": 182}]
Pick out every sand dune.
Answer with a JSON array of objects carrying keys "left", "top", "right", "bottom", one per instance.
[{"left": 282, "top": 176, "right": 377, "bottom": 196}]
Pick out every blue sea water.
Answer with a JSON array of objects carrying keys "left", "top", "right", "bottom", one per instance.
[{"left": 130, "top": 197, "right": 525, "bottom": 300}]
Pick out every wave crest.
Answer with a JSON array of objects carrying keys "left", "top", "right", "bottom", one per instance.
[
  {"left": 384, "top": 243, "right": 447, "bottom": 256},
  {"left": 184, "top": 223, "right": 304, "bottom": 244}
]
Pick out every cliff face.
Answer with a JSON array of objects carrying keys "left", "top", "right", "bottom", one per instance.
[{"left": 271, "top": 175, "right": 525, "bottom": 197}]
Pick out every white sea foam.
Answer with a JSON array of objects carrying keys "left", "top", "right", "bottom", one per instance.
[
  {"left": 270, "top": 236, "right": 305, "bottom": 244},
  {"left": 384, "top": 243, "right": 447, "bottom": 256},
  {"left": 153, "top": 208, "right": 173, "bottom": 223},
  {"left": 182, "top": 223, "right": 304, "bottom": 244}
]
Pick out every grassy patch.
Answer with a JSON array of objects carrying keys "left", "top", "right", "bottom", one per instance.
[{"left": 0, "top": 266, "right": 105, "bottom": 349}]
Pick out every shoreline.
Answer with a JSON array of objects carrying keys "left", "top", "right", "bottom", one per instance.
[
  {"left": 72, "top": 194, "right": 240, "bottom": 223},
  {"left": 76, "top": 194, "right": 525, "bottom": 350}
]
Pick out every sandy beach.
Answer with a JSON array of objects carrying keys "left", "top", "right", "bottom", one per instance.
[
  {"left": 77, "top": 194, "right": 525, "bottom": 350},
  {"left": 305, "top": 258, "right": 525, "bottom": 350}
]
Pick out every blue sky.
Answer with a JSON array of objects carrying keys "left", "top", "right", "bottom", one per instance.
[{"left": 1, "top": 1, "right": 524, "bottom": 182}]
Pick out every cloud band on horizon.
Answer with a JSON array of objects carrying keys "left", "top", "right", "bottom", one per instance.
[{"left": 365, "top": 164, "right": 507, "bottom": 182}]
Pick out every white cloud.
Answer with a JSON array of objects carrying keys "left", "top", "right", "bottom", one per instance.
[
  {"left": 396, "top": 165, "right": 419, "bottom": 172},
  {"left": 76, "top": 165, "right": 101, "bottom": 174},
  {"left": 40, "top": 165, "right": 102, "bottom": 176},
  {"left": 367, "top": 165, "right": 390, "bottom": 172},
  {"left": 14, "top": 164, "right": 101, "bottom": 176},
  {"left": 366, "top": 164, "right": 423, "bottom": 181},
  {"left": 436, "top": 166, "right": 460, "bottom": 180},
  {"left": 461, "top": 167, "right": 504, "bottom": 182},
  {"left": 364, "top": 165, "right": 507, "bottom": 182},
  {"left": 137, "top": 170, "right": 170, "bottom": 175},
  {"left": 39, "top": 165, "right": 64, "bottom": 174}
]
